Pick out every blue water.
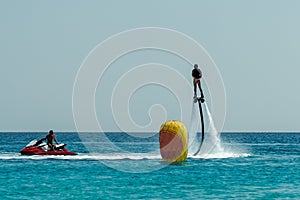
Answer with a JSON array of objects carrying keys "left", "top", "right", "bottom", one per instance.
[{"left": 0, "top": 132, "right": 299, "bottom": 199}]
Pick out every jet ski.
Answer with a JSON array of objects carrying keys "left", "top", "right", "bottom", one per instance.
[{"left": 20, "top": 139, "right": 77, "bottom": 155}]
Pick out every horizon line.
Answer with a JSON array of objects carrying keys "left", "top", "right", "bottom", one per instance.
[{"left": 0, "top": 130, "right": 300, "bottom": 133}]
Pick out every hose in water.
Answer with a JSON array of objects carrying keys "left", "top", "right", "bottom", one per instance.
[{"left": 193, "top": 98, "right": 205, "bottom": 156}]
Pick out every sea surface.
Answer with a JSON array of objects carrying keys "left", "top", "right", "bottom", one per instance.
[{"left": 0, "top": 132, "right": 299, "bottom": 199}]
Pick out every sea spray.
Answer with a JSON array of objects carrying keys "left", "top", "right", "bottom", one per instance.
[
  {"left": 188, "top": 102, "right": 202, "bottom": 155},
  {"left": 203, "top": 102, "right": 223, "bottom": 153},
  {"left": 188, "top": 101, "right": 224, "bottom": 156},
  {"left": 192, "top": 102, "right": 248, "bottom": 158}
]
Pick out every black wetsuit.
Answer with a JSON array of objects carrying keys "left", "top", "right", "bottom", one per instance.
[
  {"left": 192, "top": 69, "right": 201, "bottom": 79},
  {"left": 192, "top": 68, "right": 204, "bottom": 99}
]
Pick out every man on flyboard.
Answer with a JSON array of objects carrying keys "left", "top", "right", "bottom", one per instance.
[{"left": 192, "top": 64, "right": 205, "bottom": 103}]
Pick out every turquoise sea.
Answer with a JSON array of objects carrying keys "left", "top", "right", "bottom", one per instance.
[{"left": 0, "top": 132, "right": 299, "bottom": 199}]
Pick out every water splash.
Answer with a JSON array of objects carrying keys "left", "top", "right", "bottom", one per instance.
[
  {"left": 189, "top": 102, "right": 228, "bottom": 157},
  {"left": 203, "top": 102, "right": 223, "bottom": 153},
  {"left": 188, "top": 102, "right": 200, "bottom": 154},
  {"left": 188, "top": 102, "right": 249, "bottom": 159}
]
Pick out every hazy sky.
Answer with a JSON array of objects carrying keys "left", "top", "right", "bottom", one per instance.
[{"left": 1, "top": 0, "right": 300, "bottom": 132}]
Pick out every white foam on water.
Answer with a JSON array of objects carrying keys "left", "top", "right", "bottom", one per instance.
[
  {"left": 0, "top": 153, "right": 162, "bottom": 161},
  {"left": 188, "top": 102, "right": 247, "bottom": 158},
  {"left": 190, "top": 152, "right": 251, "bottom": 159},
  {"left": 71, "top": 153, "right": 162, "bottom": 160}
]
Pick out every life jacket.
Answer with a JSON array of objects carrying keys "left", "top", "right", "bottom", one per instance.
[{"left": 192, "top": 69, "right": 201, "bottom": 79}]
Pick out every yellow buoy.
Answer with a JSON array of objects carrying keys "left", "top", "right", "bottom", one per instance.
[{"left": 159, "top": 120, "right": 188, "bottom": 162}]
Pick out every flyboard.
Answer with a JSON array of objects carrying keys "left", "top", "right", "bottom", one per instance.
[{"left": 193, "top": 96, "right": 205, "bottom": 156}]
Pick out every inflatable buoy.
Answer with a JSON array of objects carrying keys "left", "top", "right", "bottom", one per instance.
[{"left": 159, "top": 120, "right": 188, "bottom": 162}]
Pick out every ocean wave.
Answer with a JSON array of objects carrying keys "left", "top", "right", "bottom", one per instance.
[
  {"left": 0, "top": 152, "right": 251, "bottom": 161},
  {"left": 0, "top": 153, "right": 162, "bottom": 161},
  {"left": 188, "top": 152, "right": 251, "bottom": 159}
]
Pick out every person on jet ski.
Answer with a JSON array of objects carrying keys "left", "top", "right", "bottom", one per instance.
[{"left": 43, "top": 130, "right": 59, "bottom": 151}]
